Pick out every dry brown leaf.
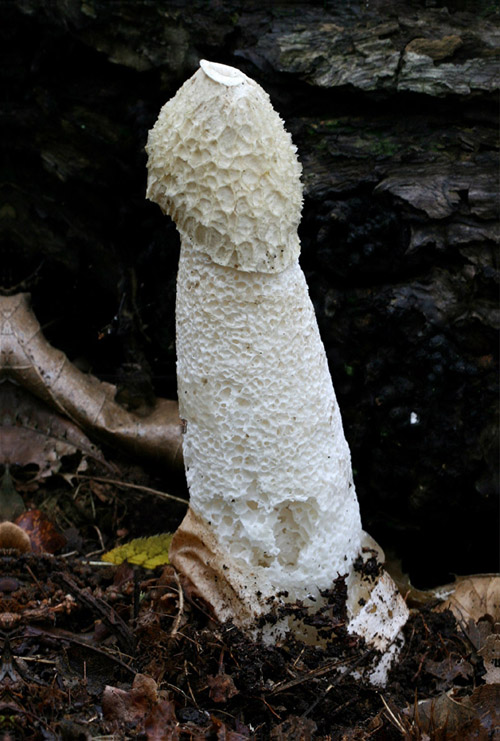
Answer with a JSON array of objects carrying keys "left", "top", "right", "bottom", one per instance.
[
  {"left": 467, "top": 685, "right": 500, "bottom": 737},
  {"left": 103, "top": 675, "right": 181, "bottom": 740},
  {"left": 210, "top": 716, "right": 251, "bottom": 740},
  {"left": 384, "top": 552, "right": 439, "bottom": 607},
  {"left": 207, "top": 672, "right": 239, "bottom": 703},
  {"left": 436, "top": 574, "right": 500, "bottom": 624},
  {"left": 406, "top": 691, "right": 476, "bottom": 738},
  {"left": 477, "top": 630, "right": 500, "bottom": 684},
  {"left": 269, "top": 715, "right": 317, "bottom": 740},
  {"left": 14, "top": 509, "right": 67, "bottom": 554},
  {"left": 406, "top": 685, "right": 500, "bottom": 740},
  {"left": 144, "top": 700, "right": 180, "bottom": 741},
  {"left": 102, "top": 673, "right": 159, "bottom": 725},
  {"left": 424, "top": 654, "right": 473, "bottom": 691},
  {"left": 0, "top": 383, "right": 102, "bottom": 490},
  {"left": 434, "top": 574, "right": 500, "bottom": 686},
  {"left": 0, "top": 294, "right": 183, "bottom": 467}
]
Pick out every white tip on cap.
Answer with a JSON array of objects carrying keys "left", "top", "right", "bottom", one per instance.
[{"left": 200, "top": 59, "right": 247, "bottom": 86}]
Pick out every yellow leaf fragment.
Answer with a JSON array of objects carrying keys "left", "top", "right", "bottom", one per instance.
[{"left": 102, "top": 533, "right": 173, "bottom": 569}]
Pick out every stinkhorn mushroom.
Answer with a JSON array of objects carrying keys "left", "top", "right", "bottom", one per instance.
[{"left": 146, "top": 60, "right": 408, "bottom": 679}]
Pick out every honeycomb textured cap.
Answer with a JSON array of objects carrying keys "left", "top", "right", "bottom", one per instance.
[{"left": 146, "top": 61, "right": 303, "bottom": 273}]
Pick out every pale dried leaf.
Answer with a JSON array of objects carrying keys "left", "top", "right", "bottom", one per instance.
[
  {"left": 270, "top": 716, "right": 317, "bottom": 740},
  {"left": 436, "top": 574, "right": 500, "bottom": 623},
  {"left": 464, "top": 616, "right": 494, "bottom": 652},
  {"left": 407, "top": 691, "right": 476, "bottom": 736},
  {"left": 207, "top": 672, "right": 239, "bottom": 703},
  {"left": 406, "top": 686, "right": 500, "bottom": 739},
  {"left": 477, "top": 630, "right": 500, "bottom": 684},
  {"left": 144, "top": 699, "right": 179, "bottom": 741},
  {"left": 102, "top": 673, "right": 158, "bottom": 725},
  {"left": 0, "top": 383, "right": 102, "bottom": 489},
  {"left": 0, "top": 294, "right": 183, "bottom": 467},
  {"left": 467, "top": 685, "right": 500, "bottom": 736},
  {"left": 433, "top": 574, "right": 500, "bottom": 685},
  {"left": 424, "top": 655, "right": 473, "bottom": 691}
]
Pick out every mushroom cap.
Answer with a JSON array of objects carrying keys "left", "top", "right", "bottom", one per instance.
[
  {"left": 146, "top": 60, "right": 303, "bottom": 273},
  {"left": 0, "top": 521, "right": 31, "bottom": 552}
]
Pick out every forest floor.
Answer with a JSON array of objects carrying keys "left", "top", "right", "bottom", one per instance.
[{"left": 0, "top": 455, "right": 497, "bottom": 740}]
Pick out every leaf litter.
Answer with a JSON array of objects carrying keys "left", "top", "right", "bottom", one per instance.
[
  {"left": 1, "top": 507, "right": 498, "bottom": 739},
  {"left": 0, "top": 293, "right": 498, "bottom": 738}
]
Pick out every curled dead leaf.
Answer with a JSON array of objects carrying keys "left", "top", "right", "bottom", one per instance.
[
  {"left": 207, "top": 672, "right": 239, "bottom": 703},
  {"left": 102, "top": 673, "right": 159, "bottom": 725},
  {"left": 435, "top": 574, "right": 500, "bottom": 624},
  {"left": 477, "top": 630, "right": 500, "bottom": 684},
  {"left": 406, "top": 691, "right": 474, "bottom": 737},
  {"left": 15, "top": 509, "right": 66, "bottom": 554},
  {"left": 0, "top": 383, "right": 102, "bottom": 491},
  {"left": 210, "top": 716, "right": 251, "bottom": 740},
  {"left": 269, "top": 715, "right": 317, "bottom": 740},
  {"left": 434, "top": 574, "right": 500, "bottom": 686},
  {"left": 0, "top": 294, "right": 183, "bottom": 467},
  {"left": 144, "top": 699, "right": 179, "bottom": 741},
  {"left": 424, "top": 654, "right": 473, "bottom": 692},
  {"left": 102, "top": 674, "right": 180, "bottom": 739},
  {"left": 405, "top": 685, "right": 500, "bottom": 739},
  {"left": 466, "top": 685, "right": 500, "bottom": 737}
]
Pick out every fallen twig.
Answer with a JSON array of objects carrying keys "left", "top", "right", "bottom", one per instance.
[
  {"left": 76, "top": 474, "right": 188, "bottom": 506},
  {"left": 268, "top": 650, "right": 373, "bottom": 696},
  {"left": 52, "top": 572, "right": 135, "bottom": 653},
  {"left": 171, "top": 570, "right": 185, "bottom": 637}
]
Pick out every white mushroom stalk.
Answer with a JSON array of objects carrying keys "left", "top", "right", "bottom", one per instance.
[{"left": 146, "top": 60, "right": 408, "bottom": 674}]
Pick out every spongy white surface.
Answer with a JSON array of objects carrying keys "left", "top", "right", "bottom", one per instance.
[
  {"left": 347, "top": 571, "right": 409, "bottom": 652},
  {"left": 146, "top": 65, "right": 302, "bottom": 273},
  {"left": 176, "top": 244, "right": 363, "bottom": 600}
]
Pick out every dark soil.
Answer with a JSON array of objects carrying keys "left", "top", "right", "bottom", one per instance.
[{"left": 0, "top": 458, "right": 492, "bottom": 740}]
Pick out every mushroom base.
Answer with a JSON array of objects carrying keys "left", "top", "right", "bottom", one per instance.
[
  {"left": 169, "top": 506, "right": 265, "bottom": 625},
  {"left": 170, "top": 506, "right": 409, "bottom": 684}
]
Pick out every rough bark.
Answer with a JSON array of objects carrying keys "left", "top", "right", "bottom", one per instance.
[{"left": 2, "top": 0, "right": 498, "bottom": 585}]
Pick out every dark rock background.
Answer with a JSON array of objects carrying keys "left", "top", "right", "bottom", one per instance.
[{"left": 3, "top": 0, "right": 498, "bottom": 586}]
